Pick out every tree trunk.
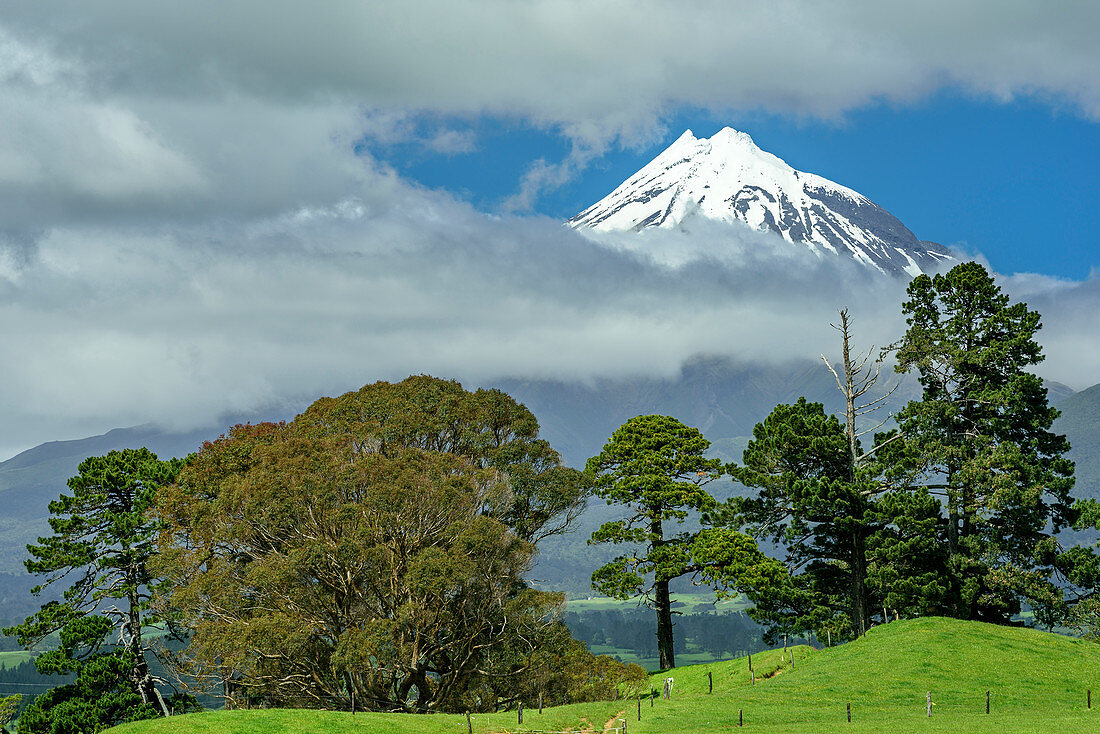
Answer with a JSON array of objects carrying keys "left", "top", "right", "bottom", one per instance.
[
  {"left": 946, "top": 488, "right": 959, "bottom": 555},
  {"left": 829, "top": 309, "right": 875, "bottom": 639},
  {"left": 839, "top": 315, "right": 859, "bottom": 469},
  {"left": 850, "top": 529, "right": 870, "bottom": 637},
  {"left": 128, "top": 586, "right": 169, "bottom": 717},
  {"left": 655, "top": 577, "right": 675, "bottom": 670},
  {"left": 411, "top": 669, "right": 432, "bottom": 712}
]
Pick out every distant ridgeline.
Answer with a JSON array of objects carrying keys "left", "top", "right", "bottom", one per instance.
[
  {"left": 0, "top": 367, "right": 1096, "bottom": 592},
  {"left": 0, "top": 573, "right": 62, "bottom": 629}
]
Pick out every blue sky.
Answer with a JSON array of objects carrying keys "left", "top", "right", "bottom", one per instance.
[{"left": 379, "top": 93, "right": 1099, "bottom": 280}]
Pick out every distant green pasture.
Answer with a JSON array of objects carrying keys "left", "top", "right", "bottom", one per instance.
[
  {"left": 0, "top": 650, "right": 33, "bottom": 669},
  {"left": 564, "top": 592, "right": 749, "bottom": 614}
]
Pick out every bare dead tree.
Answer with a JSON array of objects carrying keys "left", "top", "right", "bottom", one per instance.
[
  {"left": 819, "top": 308, "right": 904, "bottom": 634},
  {"left": 820, "top": 308, "right": 899, "bottom": 480}
]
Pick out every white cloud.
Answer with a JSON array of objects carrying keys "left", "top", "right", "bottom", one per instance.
[
  {"left": 1, "top": 3, "right": 1098, "bottom": 218},
  {"left": 0, "top": 171, "right": 908, "bottom": 454},
  {"left": 7, "top": 3, "right": 1100, "bottom": 134},
  {"left": 0, "top": 2, "right": 1097, "bottom": 457},
  {"left": 1005, "top": 276, "right": 1100, "bottom": 390},
  {"left": 426, "top": 129, "right": 478, "bottom": 155},
  {"left": 0, "top": 164, "right": 1095, "bottom": 458}
]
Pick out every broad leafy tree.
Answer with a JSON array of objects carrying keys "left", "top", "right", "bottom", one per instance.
[
  {"left": 293, "top": 375, "right": 587, "bottom": 543},
  {"left": 3, "top": 449, "right": 190, "bottom": 733},
  {"left": 155, "top": 377, "right": 601, "bottom": 713},
  {"left": 892, "top": 261, "right": 1076, "bottom": 621},
  {"left": 586, "top": 415, "right": 776, "bottom": 669}
]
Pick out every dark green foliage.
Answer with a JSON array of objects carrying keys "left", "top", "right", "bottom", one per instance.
[
  {"left": 893, "top": 261, "right": 1077, "bottom": 622},
  {"left": 2, "top": 449, "right": 188, "bottom": 733},
  {"left": 1061, "top": 501, "right": 1100, "bottom": 635},
  {"left": 718, "top": 398, "right": 880, "bottom": 641},
  {"left": 713, "top": 262, "right": 1088, "bottom": 641},
  {"left": 15, "top": 635, "right": 160, "bottom": 734},
  {"left": 865, "top": 486, "right": 948, "bottom": 617},
  {"left": 586, "top": 415, "right": 774, "bottom": 669}
]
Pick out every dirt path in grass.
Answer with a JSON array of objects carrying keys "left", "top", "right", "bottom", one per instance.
[
  {"left": 489, "top": 708, "right": 625, "bottom": 734},
  {"left": 603, "top": 710, "right": 626, "bottom": 732}
]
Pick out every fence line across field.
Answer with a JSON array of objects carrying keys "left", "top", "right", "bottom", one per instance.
[{"left": 496, "top": 730, "right": 624, "bottom": 734}]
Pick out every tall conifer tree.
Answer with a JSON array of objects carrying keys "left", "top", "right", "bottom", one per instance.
[
  {"left": 586, "top": 415, "right": 722, "bottom": 670},
  {"left": 893, "top": 261, "right": 1075, "bottom": 621},
  {"left": 3, "top": 449, "right": 189, "bottom": 733}
]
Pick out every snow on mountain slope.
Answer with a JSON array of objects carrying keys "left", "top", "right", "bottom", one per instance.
[{"left": 568, "top": 127, "right": 954, "bottom": 276}]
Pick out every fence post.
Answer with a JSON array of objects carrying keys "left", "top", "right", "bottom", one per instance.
[
  {"left": 739, "top": 708, "right": 743, "bottom": 727},
  {"left": 466, "top": 711, "right": 472, "bottom": 734},
  {"left": 927, "top": 691, "right": 932, "bottom": 717},
  {"left": 637, "top": 694, "right": 641, "bottom": 721},
  {"left": 518, "top": 701, "right": 523, "bottom": 725},
  {"left": 847, "top": 702, "right": 851, "bottom": 722},
  {"left": 986, "top": 690, "right": 990, "bottom": 714},
  {"left": 708, "top": 671, "right": 713, "bottom": 693},
  {"left": 621, "top": 718, "right": 627, "bottom": 734}
]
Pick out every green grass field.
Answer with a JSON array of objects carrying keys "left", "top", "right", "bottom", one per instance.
[
  {"left": 0, "top": 650, "right": 33, "bottom": 669},
  {"left": 106, "top": 617, "right": 1100, "bottom": 734},
  {"left": 563, "top": 592, "right": 749, "bottom": 615}
]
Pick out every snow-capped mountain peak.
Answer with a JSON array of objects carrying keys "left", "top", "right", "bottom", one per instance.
[{"left": 569, "top": 127, "right": 953, "bottom": 276}]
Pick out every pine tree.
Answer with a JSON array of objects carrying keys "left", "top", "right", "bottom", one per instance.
[
  {"left": 726, "top": 398, "right": 879, "bottom": 640},
  {"left": 892, "top": 261, "right": 1075, "bottom": 621},
  {"left": 3, "top": 449, "right": 190, "bottom": 733},
  {"left": 586, "top": 415, "right": 722, "bottom": 670}
]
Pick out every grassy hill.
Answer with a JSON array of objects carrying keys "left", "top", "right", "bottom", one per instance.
[{"left": 104, "top": 617, "right": 1100, "bottom": 734}]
